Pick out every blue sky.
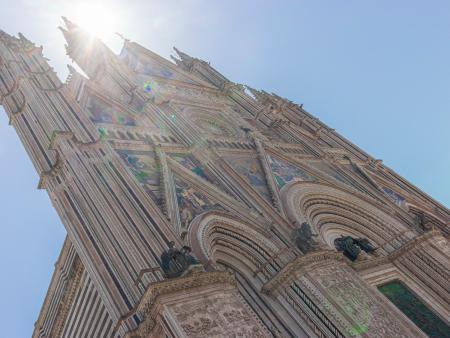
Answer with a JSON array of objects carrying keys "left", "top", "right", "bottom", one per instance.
[{"left": 0, "top": 1, "right": 449, "bottom": 337}]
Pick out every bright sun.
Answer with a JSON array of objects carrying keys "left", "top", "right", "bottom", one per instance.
[{"left": 71, "top": 2, "right": 117, "bottom": 40}]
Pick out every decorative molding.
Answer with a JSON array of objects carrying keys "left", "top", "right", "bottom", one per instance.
[
  {"left": 262, "top": 250, "right": 342, "bottom": 295},
  {"left": 352, "top": 229, "right": 443, "bottom": 271}
]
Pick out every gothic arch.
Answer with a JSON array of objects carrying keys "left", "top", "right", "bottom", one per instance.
[
  {"left": 186, "top": 211, "right": 307, "bottom": 337},
  {"left": 187, "top": 211, "right": 280, "bottom": 272},
  {"left": 281, "top": 181, "right": 415, "bottom": 253}
]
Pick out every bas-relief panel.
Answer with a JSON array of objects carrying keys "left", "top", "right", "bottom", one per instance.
[
  {"left": 268, "top": 156, "right": 316, "bottom": 189},
  {"left": 302, "top": 264, "right": 413, "bottom": 338},
  {"left": 225, "top": 156, "right": 271, "bottom": 202},
  {"left": 378, "top": 281, "right": 450, "bottom": 338},
  {"left": 116, "top": 149, "right": 161, "bottom": 205},
  {"left": 174, "top": 176, "right": 222, "bottom": 230},
  {"left": 170, "top": 292, "right": 268, "bottom": 338},
  {"left": 87, "top": 95, "right": 137, "bottom": 127}
]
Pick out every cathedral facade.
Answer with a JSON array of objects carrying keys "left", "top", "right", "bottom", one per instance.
[{"left": 0, "top": 19, "right": 449, "bottom": 337}]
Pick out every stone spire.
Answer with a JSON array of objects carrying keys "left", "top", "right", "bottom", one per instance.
[{"left": 172, "top": 46, "right": 231, "bottom": 89}]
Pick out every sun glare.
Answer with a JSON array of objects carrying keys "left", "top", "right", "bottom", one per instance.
[{"left": 71, "top": 2, "right": 117, "bottom": 40}]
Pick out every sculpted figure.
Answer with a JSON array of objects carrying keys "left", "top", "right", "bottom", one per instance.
[
  {"left": 160, "top": 241, "right": 199, "bottom": 278},
  {"left": 335, "top": 236, "right": 361, "bottom": 261},
  {"left": 292, "top": 222, "right": 320, "bottom": 253},
  {"left": 335, "top": 236, "right": 376, "bottom": 261},
  {"left": 354, "top": 237, "right": 376, "bottom": 253}
]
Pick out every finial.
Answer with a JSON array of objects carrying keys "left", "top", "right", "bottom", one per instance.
[
  {"left": 173, "top": 46, "right": 193, "bottom": 61},
  {"left": 61, "top": 16, "right": 78, "bottom": 30},
  {"left": 115, "top": 32, "right": 130, "bottom": 43},
  {"left": 67, "top": 64, "right": 77, "bottom": 74},
  {"left": 170, "top": 54, "right": 183, "bottom": 66},
  {"left": 18, "top": 32, "right": 32, "bottom": 43}
]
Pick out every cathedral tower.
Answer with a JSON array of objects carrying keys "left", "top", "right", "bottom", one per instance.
[{"left": 1, "top": 19, "right": 449, "bottom": 338}]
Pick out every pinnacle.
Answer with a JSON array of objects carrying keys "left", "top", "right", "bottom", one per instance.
[{"left": 61, "top": 16, "right": 78, "bottom": 30}]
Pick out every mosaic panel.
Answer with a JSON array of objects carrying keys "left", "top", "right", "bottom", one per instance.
[
  {"left": 174, "top": 176, "right": 222, "bottom": 229},
  {"left": 378, "top": 281, "right": 450, "bottom": 337},
  {"left": 268, "top": 156, "right": 316, "bottom": 189},
  {"left": 225, "top": 156, "right": 271, "bottom": 201},
  {"left": 382, "top": 187, "right": 406, "bottom": 207},
  {"left": 167, "top": 153, "right": 212, "bottom": 183},
  {"left": 116, "top": 149, "right": 161, "bottom": 205},
  {"left": 87, "top": 95, "right": 137, "bottom": 127}
]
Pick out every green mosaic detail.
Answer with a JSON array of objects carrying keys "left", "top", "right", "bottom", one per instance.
[{"left": 378, "top": 281, "right": 450, "bottom": 338}]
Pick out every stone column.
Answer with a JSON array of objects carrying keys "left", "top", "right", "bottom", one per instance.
[{"left": 126, "top": 270, "right": 271, "bottom": 338}]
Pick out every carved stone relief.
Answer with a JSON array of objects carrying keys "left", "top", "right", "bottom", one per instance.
[
  {"left": 300, "top": 262, "right": 424, "bottom": 337},
  {"left": 170, "top": 292, "right": 269, "bottom": 338}
]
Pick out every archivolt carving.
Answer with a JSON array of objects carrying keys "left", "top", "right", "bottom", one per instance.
[
  {"left": 282, "top": 182, "right": 414, "bottom": 253},
  {"left": 188, "top": 213, "right": 281, "bottom": 276}
]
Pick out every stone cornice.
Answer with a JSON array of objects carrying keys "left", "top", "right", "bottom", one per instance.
[
  {"left": 262, "top": 250, "right": 343, "bottom": 295},
  {"left": 352, "top": 229, "right": 443, "bottom": 271},
  {"left": 121, "top": 270, "right": 237, "bottom": 337},
  {"left": 38, "top": 131, "right": 101, "bottom": 189}
]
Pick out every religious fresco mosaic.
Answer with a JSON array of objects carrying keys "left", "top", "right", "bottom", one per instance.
[
  {"left": 87, "top": 95, "right": 137, "bottom": 127},
  {"left": 167, "top": 153, "right": 212, "bottom": 183},
  {"left": 173, "top": 175, "right": 222, "bottom": 231},
  {"left": 225, "top": 156, "right": 271, "bottom": 201},
  {"left": 268, "top": 156, "right": 316, "bottom": 189},
  {"left": 116, "top": 149, "right": 161, "bottom": 205},
  {"left": 382, "top": 187, "right": 406, "bottom": 207},
  {"left": 378, "top": 281, "right": 450, "bottom": 337}
]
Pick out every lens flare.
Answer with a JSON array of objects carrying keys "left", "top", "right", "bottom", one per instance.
[
  {"left": 143, "top": 81, "right": 152, "bottom": 93},
  {"left": 71, "top": 2, "right": 117, "bottom": 40}
]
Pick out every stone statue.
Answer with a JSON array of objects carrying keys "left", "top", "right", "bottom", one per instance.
[
  {"left": 292, "top": 222, "right": 320, "bottom": 253},
  {"left": 335, "top": 236, "right": 376, "bottom": 261},
  {"left": 160, "top": 241, "right": 199, "bottom": 278},
  {"left": 335, "top": 236, "right": 361, "bottom": 261},
  {"left": 354, "top": 237, "right": 376, "bottom": 253}
]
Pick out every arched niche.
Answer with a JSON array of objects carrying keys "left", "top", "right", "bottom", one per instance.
[
  {"left": 187, "top": 211, "right": 280, "bottom": 275},
  {"left": 281, "top": 181, "right": 415, "bottom": 254},
  {"left": 186, "top": 211, "right": 306, "bottom": 337}
]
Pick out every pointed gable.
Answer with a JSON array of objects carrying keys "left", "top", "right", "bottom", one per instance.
[
  {"left": 173, "top": 175, "right": 223, "bottom": 230},
  {"left": 120, "top": 42, "right": 208, "bottom": 87},
  {"left": 87, "top": 95, "right": 137, "bottom": 127},
  {"left": 116, "top": 149, "right": 161, "bottom": 205},
  {"left": 224, "top": 155, "right": 272, "bottom": 202},
  {"left": 167, "top": 152, "right": 212, "bottom": 183},
  {"left": 268, "top": 156, "right": 316, "bottom": 189}
]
